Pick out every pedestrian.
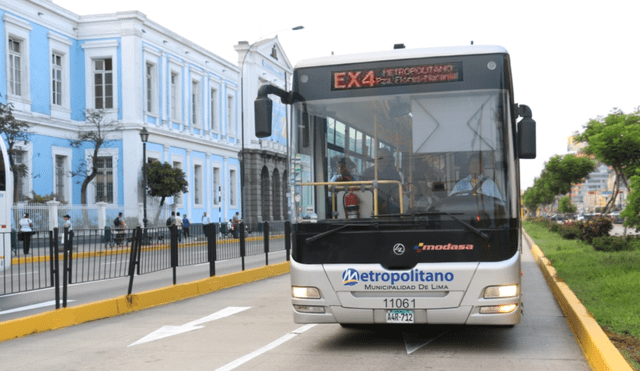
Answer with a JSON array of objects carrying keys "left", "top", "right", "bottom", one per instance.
[
  {"left": 175, "top": 212, "right": 183, "bottom": 242},
  {"left": 227, "top": 219, "right": 233, "bottom": 238},
  {"left": 232, "top": 212, "right": 240, "bottom": 238},
  {"left": 166, "top": 211, "right": 176, "bottom": 227},
  {"left": 113, "top": 212, "right": 126, "bottom": 245},
  {"left": 19, "top": 212, "right": 34, "bottom": 254},
  {"left": 182, "top": 214, "right": 190, "bottom": 238},
  {"left": 202, "top": 212, "right": 211, "bottom": 236},
  {"left": 62, "top": 214, "right": 73, "bottom": 245}
]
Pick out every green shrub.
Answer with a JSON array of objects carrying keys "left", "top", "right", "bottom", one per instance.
[
  {"left": 591, "top": 236, "right": 632, "bottom": 252},
  {"left": 577, "top": 217, "right": 613, "bottom": 243},
  {"left": 558, "top": 222, "right": 580, "bottom": 240}
]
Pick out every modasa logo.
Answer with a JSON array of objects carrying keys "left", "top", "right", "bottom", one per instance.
[
  {"left": 414, "top": 242, "right": 474, "bottom": 252},
  {"left": 341, "top": 268, "right": 454, "bottom": 286}
]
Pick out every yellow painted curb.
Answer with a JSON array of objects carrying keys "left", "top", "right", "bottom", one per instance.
[
  {"left": 0, "top": 261, "right": 290, "bottom": 343},
  {"left": 523, "top": 230, "right": 632, "bottom": 371}
]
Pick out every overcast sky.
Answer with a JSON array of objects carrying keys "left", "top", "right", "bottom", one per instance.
[{"left": 53, "top": 0, "right": 640, "bottom": 190}]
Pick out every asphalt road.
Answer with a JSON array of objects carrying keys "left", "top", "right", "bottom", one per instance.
[{"left": 0, "top": 237, "right": 590, "bottom": 370}]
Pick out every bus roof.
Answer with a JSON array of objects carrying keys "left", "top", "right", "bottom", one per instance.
[{"left": 295, "top": 45, "right": 509, "bottom": 69}]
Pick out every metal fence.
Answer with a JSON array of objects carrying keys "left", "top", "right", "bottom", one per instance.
[{"left": 0, "top": 221, "right": 290, "bottom": 300}]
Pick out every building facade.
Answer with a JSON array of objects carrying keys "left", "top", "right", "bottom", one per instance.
[
  {"left": 1, "top": 0, "right": 293, "bottom": 228},
  {"left": 235, "top": 38, "right": 292, "bottom": 228}
]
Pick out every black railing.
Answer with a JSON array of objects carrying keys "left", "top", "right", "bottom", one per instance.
[{"left": 0, "top": 221, "right": 291, "bottom": 308}]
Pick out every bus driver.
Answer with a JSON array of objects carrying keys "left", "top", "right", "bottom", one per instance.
[{"left": 449, "top": 154, "right": 502, "bottom": 200}]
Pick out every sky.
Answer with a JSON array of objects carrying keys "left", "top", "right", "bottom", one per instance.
[{"left": 53, "top": 0, "right": 640, "bottom": 190}]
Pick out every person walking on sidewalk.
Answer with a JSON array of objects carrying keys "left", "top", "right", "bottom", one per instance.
[
  {"left": 19, "top": 213, "right": 34, "bottom": 254},
  {"left": 202, "top": 212, "right": 211, "bottom": 236},
  {"left": 182, "top": 214, "right": 190, "bottom": 239},
  {"left": 61, "top": 214, "right": 73, "bottom": 246}
]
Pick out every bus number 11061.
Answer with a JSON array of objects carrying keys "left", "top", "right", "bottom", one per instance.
[{"left": 383, "top": 298, "right": 415, "bottom": 309}]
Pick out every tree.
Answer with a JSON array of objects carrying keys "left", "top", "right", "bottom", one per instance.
[
  {"left": 69, "top": 109, "right": 123, "bottom": 205},
  {"left": 558, "top": 195, "right": 577, "bottom": 214},
  {"left": 621, "top": 169, "right": 640, "bottom": 229},
  {"left": 145, "top": 161, "right": 188, "bottom": 225},
  {"left": 543, "top": 154, "right": 596, "bottom": 196},
  {"left": 0, "top": 96, "right": 31, "bottom": 203},
  {"left": 522, "top": 154, "right": 595, "bottom": 215},
  {"left": 575, "top": 108, "right": 640, "bottom": 214}
]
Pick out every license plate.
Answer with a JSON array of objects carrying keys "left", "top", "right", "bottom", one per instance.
[{"left": 386, "top": 310, "right": 414, "bottom": 323}]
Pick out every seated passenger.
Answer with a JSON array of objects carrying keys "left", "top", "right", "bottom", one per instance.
[
  {"left": 362, "top": 148, "right": 402, "bottom": 213},
  {"left": 331, "top": 157, "right": 359, "bottom": 182},
  {"left": 449, "top": 154, "right": 503, "bottom": 200}
]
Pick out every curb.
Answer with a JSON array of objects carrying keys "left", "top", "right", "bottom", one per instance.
[
  {"left": 523, "top": 230, "right": 632, "bottom": 371},
  {"left": 0, "top": 261, "right": 290, "bottom": 343}
]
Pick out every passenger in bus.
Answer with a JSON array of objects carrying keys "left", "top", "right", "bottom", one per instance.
[
  {"left": 449, "top": 154, "right": 502, "bottom": 200},
  {"left": 330, "top": 157, "right": 359, "bottom": 182},
  {"left": 363, "top": 148, "right": 402, "bottom": 214}
]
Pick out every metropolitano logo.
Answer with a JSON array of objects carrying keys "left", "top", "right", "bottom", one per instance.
[
  {"left": 341, "top": 268, "right": 454, "bottom": 287},
  {"left": 342, "top": 268, "right": 360, "bottom": 286}
]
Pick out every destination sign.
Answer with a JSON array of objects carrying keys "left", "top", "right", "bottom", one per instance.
[{"left": 332, "top": 62, "right": 462, "bottom": 90}]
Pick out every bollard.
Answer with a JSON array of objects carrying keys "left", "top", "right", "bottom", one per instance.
[
  {"left": 285, "top": 221, "right": 291, "bottom": 261},
  {"left": 264, "top": 221, "right": 270, "bottom": 266}
]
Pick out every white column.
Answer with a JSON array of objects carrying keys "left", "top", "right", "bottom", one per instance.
[
  {"left": 96, "top": 201, "right": 107, "bottom": 229},
  {"left": 47, "top": 200, "right": 60, "bottom": 230}
]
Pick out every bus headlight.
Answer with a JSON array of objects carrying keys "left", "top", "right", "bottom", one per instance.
[
  {"left": 292, "top": 286, "right": 321, "bottom": 299},
  {"left": 479, "top": 304, "right": 518, "bottom": 314},
  {"left": 484, "top": 285, "right": 518, "bottom": 299}
]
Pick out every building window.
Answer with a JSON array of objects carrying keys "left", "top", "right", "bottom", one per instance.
[
  {"left": 95, "top": 156, "right": 113, "bottom": 203},
  {"left": 213, "top": 167, "right": 221, "bottom": 205},
  {"left": 192, "top": 80, "right": 201, "bottom": 127},
  {"left": 52, "top": 53, "right": 63, "bottom": 106},
  {"left": 170, "top": 72, "right": 180, "bottom": 121},
  {"left": 145, "top": 62, "right": 156, "bottom": 113},
  {"left": 8, "top": 38, "right": 23, "bottom": 97},
  {"left": 210, "top": 88, "right": 219, "bottom": 132},
  {"left": 227, "top": 94, "right": 235, "bottom": 137},
  {"left": 194, "top": 164, "right": 202, "bottom": 205},
  {"left": 94, "top": 58, "right": 113, "bottom": 109},
  {"left": 230, "top": 169, "right": 237, "bottom": 206},
  {"left": 55, "top": 155, "right": 67, "bottom": 202}
]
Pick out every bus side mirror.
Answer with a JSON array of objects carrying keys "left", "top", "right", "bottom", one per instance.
[
  {"left": 255, "top": 96, "right": 273, "bottom": 138},
  {"left": 518, "top": 117, "right": 536, "bottom": 159}
]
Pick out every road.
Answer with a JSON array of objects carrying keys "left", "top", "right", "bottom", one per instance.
[
  {"left": 610, "top": 223, "right": 640, "bottom": 236},
  {"left": 0, "top": 238, "right": 589, "bottom": 370}
]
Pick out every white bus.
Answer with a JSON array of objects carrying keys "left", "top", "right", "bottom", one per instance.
[
  {"left": 255, "top": 45, "right": 536, "bottom": 326},
  {"left": 1, "top": 135, "right": 12, "bottom": 271}
]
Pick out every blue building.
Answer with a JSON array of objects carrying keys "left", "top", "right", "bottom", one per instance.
[{"left": 1, "top": 0, "right": 293, "bottom": 228}]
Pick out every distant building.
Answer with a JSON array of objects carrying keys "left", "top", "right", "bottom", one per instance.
[
  {"left": 235, "top": 38, "right": 293, "bottom": 228},
  {"left": 1, "top": 0, "right": 292, "bottom": 227}
]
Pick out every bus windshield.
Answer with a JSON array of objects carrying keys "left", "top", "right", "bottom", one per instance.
[{"left": 291, "top": 88, "right": 516, "bottom": 226}]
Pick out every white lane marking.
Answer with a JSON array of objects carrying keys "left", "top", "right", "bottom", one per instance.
[
  {"left": 214, "top": 324, "right": 316, "bottom": 371},
  {"left": 128, "top": 306, "right": 250, "bottom": 347},
  {"left": 403, "top": 329, "right": 449, "bottom": 354},
  {"left": 0, "top": 300, "right": 74, "bottom": 315}
]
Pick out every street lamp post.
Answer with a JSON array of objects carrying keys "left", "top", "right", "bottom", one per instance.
[
  {"left": 139, "top": 127, "right": 149, "bottom": 229},
  {"left": 239, "top": 25, "right": 303, "bottom": 226}
]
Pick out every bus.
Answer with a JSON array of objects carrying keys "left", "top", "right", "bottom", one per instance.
[
  {"left": 1, "top": 135, "right": 12, "bottom": 271},
  {"left": 255, "top": 45, "right": 536, "bottom": 326}
]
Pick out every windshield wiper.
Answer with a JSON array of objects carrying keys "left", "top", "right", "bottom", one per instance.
[
  {"left": 305, "top": 223, "right": 377, "bottom": 244},
  {"left": 374, "top": 212, "right": 490, "bottom": 241}
]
